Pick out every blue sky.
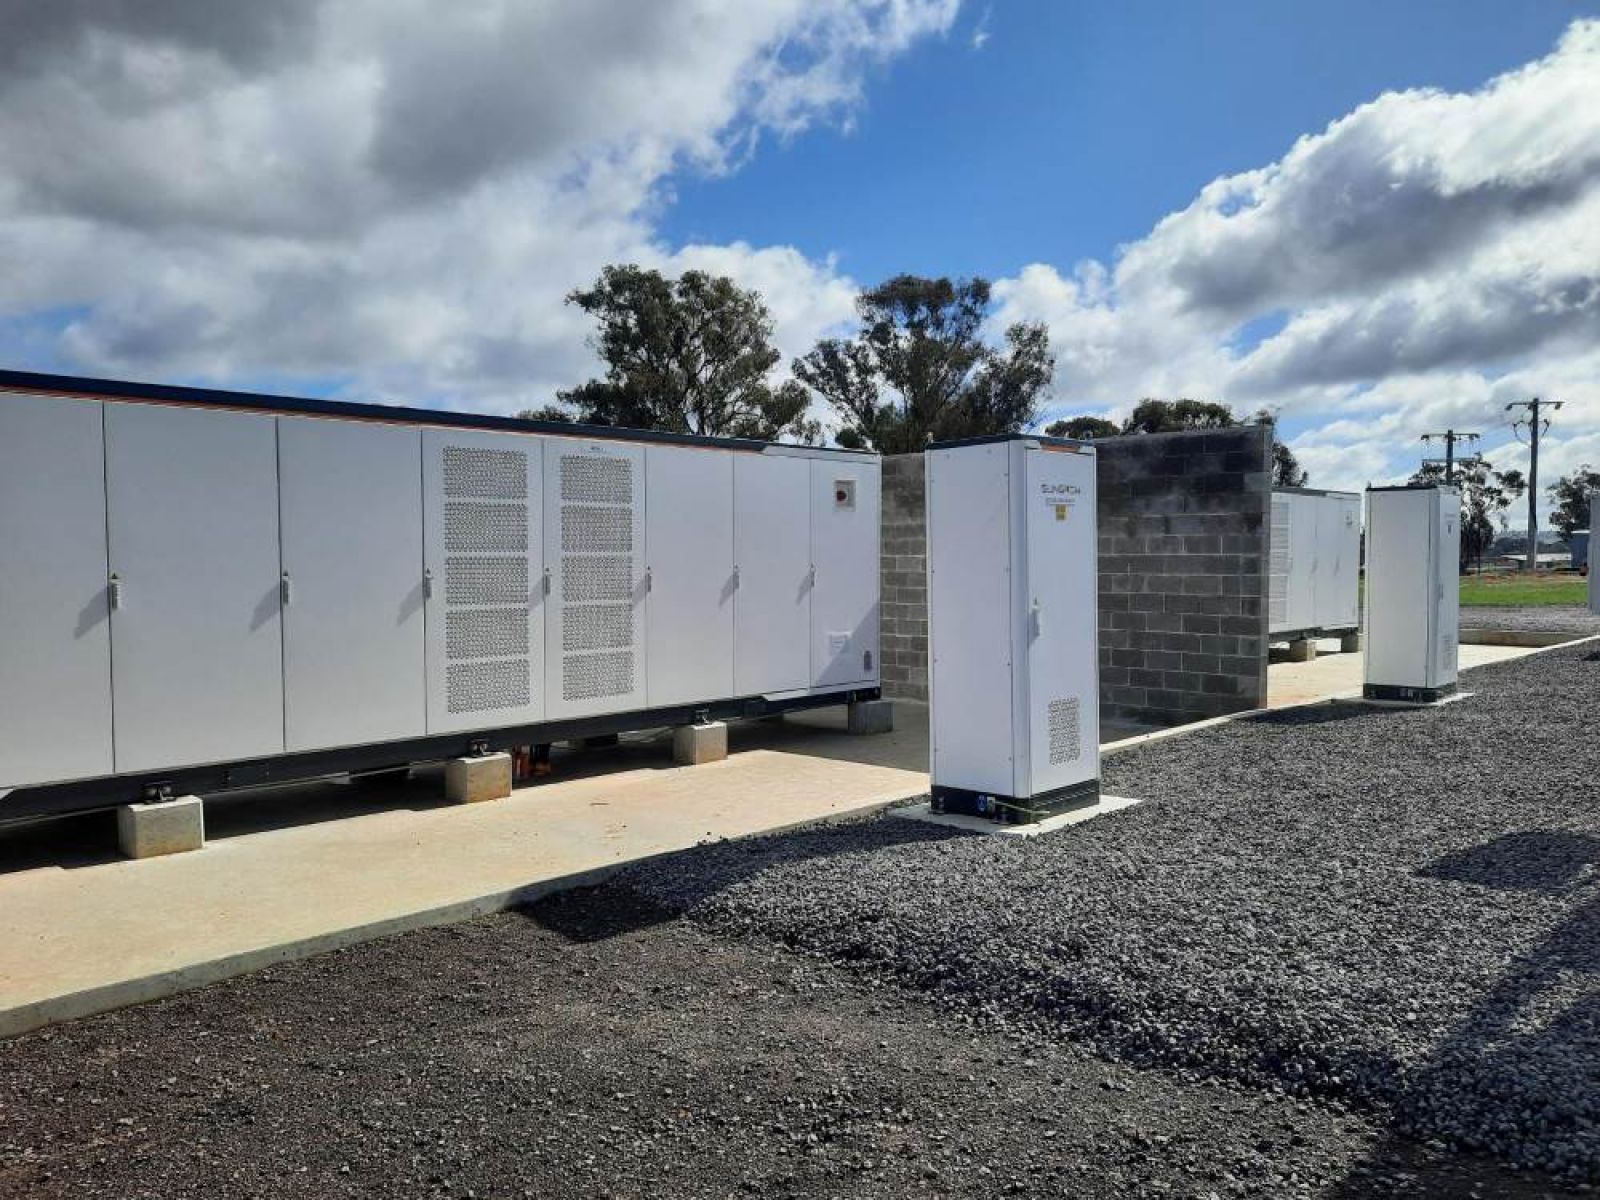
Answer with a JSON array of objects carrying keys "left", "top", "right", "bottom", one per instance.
[
  {"left": 664, "top": 1, "right": 1592, "bottom": 288},
  {"left": 2, "top": 1, "right": 1599, "bottom": 511}
]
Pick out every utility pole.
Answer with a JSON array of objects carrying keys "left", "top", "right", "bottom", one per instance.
[
  {"left": 1420, "top": 430, "right": 1479, "bottom": 484},
  {"left": 1507, "top": 397, "right": 1562, "bottom": 573}
]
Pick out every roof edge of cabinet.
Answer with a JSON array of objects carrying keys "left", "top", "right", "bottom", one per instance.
[{"left": 0, "top": 368, "right": 879, "bottom": 458}]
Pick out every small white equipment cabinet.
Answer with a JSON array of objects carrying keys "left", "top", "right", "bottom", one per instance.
[
  {"left": 1268, "top": 487, "right": 1362, "bottom": 641},
  {"left": 1363, "top": 484, "right": 1459, "bottom": 703},
  {"left": 1590, "top": 491, "right": 1600, "bottom": 616},
  {"left": 925, "top": 434, "right": 1099, "bottom": 824},
  {"left": 0, "top": 370, "right": 881, "bottom": 819}
]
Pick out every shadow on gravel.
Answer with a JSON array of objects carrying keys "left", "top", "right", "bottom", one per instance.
[
  {"left": 518, "top": 884, "right": 681, "bottom": 943},
  {"left": 1332, "top": 832, "right": 1600, "bottom": 1194},
  {"left": 524, "top": 817, "right": 969, "bottom": 944},
  {"left": 1247, "top": 702, "right": 1376, "bottom": 728}
]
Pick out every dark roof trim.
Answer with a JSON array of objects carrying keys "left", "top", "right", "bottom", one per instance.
[
  {"left": 0, "top": 368, "right": 878, "bottom": 456},
  {"left": 1274, "top": 486, "right": 1360, "bottom": 499},
  {"left": 1366, "top": 483, "right": 1459, "bottom": 494},
  {"left": 927, "top": 432, "right": 1094, "bottom": 451}
]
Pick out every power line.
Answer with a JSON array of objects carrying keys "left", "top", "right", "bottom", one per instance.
[{"left": 1419, "top": 430, "right": 1480, "bottom": 484}]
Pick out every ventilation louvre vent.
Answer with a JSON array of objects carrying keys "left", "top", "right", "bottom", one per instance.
[
  {"left": 445, "top": 501, "right": 527, "bottom": 553},
  {"left": 563, "top": 651, "right": 634, "bottom": 701},
  {"left": 1047, "top": 697, "right": 1082, "bottom": 765},
  {"left": 557, "top": 452, "right": 638, "bottom": 706},
  {"left": 447, "top": 659, "right": 530, "bottom": 714},
  {"left": 444, "top": 556, "right": 528, "bottom": 605},
  {"left": 561, "top": 504, "right": 633, "bottom": 553},
  {"left": 439, "top": 443, "right": 534, "bottom": 715},
  {"left": 1268, "top": 495, "right": 1290, "bottom": 626},
  {"left": 444, "top": 446, "right": 527, "bottom": 499}
]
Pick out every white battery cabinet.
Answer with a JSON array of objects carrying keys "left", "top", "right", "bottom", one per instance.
[
  {"left": 0, "top": 393, "right": 115, "bottom": 788},
  {"left": 0, "top": 369, "right": 882, "bottom": 817},
  {"left": 809, "top": 456, "right": 881, "bottom": 689},
  {"left": 280, "top": 418, "right": 426, "bottom": 752},
  {"left": 105, "top": 402, "right": 287, "bottom": 773},
  {"left": 733, "top": 452, "right": 813, "bottom": 696},
  {"left": 1268, "top": 488, "right": 1361, "bottom": 639},
  {"left": 645, "top": 444, "right": 735, "bottom": 708},
  {"left": 1363, "top": 485, "right": 1460, "bottom": 703},
  {"left": 926, "top": 436, "right": 1099, "bottom": 823}
]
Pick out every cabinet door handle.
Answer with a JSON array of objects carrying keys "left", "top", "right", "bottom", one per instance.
[
  {"left": 732, "top": 566, "right": 740, "bottom": 590},
  {"left": 280, "top": 572, "right": 294, "bottom": 606},
  {"left": 542, "top": 567, "right": 552, "bottom": 596},
  {"left": 644, "top": 566, "right": 653, "bottom": 594},
  {"left": 108, "top": 573, "right": 123, "bottom": 611},
  {"left": 423, "top": 567, "right": 434, "bottom": 600},
  {"left": 1031, "top": 598, "right": 1043, "bottom": 637}
]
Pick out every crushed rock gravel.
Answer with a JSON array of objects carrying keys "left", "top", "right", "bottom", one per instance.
[
  {"left": 1460, "top": 604, "right": 1600, "bottom": 635},
  {"left": 624, "top": 643, "right": 1600, "bottom": 1183},
  {"left": 2, "top": 889, "right": 1557, "bottom": 1199}
]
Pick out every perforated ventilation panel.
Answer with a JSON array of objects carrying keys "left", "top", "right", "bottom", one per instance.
[
  {"left": 441, "top": 444, "right": 533, "bottom": 715},
  {"left": 1268, "top": 495, "right": 1290, "bottom": 626},
  {"left": 558, "top": 452, "right": 637, "bottom": 706},
  {"left": 1047, "top": 698, "right": 1082, "bottom": 765}
]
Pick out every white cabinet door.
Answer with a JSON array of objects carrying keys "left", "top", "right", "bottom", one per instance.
[
  {"left": 1434, "top": 489, "right": 1460, "bottom": 686},
  {"left": 106, "top": 403, "right": 284, "bottom": 772},
  {"left": 544, "top": 438, "right": 647, "bottom": 719},
  {"left": 280, "top": 418, "right": 426, "bottom": 752},
  {"left": 809, "top": 457, "right": 880, "bottom": 688},
  {"left": 0, "top": 393, "right": 114, "bottom": 788},
  {"left": 423, "top": 430, "right": 545, "bottom": 734},
  {"left": 1021, "top": 445, "right": 1099, "bottom": 798},
  {"left": 645, "top": 445, "right": 735, "bottom": 707},
  {"left": 734, "top": 453, "right": 811, "bottom": 696}
]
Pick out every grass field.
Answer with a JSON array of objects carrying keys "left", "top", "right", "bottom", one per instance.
[{"left": 1459, "top": 571, "right": 1588, "bottom": 606}]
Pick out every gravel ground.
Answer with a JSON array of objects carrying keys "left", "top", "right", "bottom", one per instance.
[
  {"left": 625, "top": 643, "right": 1600, "bottom": 1182},
  {"left": 1460, "top": 604, "right": 1600, "bottom": 634},
  {"left": 1, "top": 889, "right": 1558, "bottom": 1200}
]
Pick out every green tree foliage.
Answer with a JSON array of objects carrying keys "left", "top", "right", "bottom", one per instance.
[
  {"left": 1121, "top": 397, "right": 1238, "bottom": 433},
  {"left": 1409, "top": 458, "right": 1527, "bottom": 569},
  {"left": 515, "top": 404, "right": 574, "bottom": 424},
  {"left": 1548, "top": 466, "right": 1600, "bottom": 540},
  {"left": 548, "top": 264, "right": 818, "bottom": 442},
  {"left": 793, "top": 275, "right": 1052, "bottom": 454},
  {"left": 1044, "top": 415, "right": 1120, "bottom": 440},
  {"left": 1048, "top": 397, "right": 1309, "bottom": 486}
]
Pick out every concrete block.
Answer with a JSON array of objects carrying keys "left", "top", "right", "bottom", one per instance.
[
  {"left": 445, "top": 753, "right": 513, "bottom": 805},
  {"left": 672, "top": 721, "right": 728, "bottom": 766},
  {"left": 847, "top": 698, "right": 895, "bottom": 735},
  {"left": 117, "top": 795, "right": 205, "bottom": 859},
  {"left": 1286, "top": 638, "right": 1317, "bottom": 662},
  {"left": 1340, "top": 631, "right": 1363, "bottom": 653}
]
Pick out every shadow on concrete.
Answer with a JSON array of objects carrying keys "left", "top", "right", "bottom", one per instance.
[
  {"left": 520, "top": 817, "right": 967, "bottom": 945},
  {"left": 1328, "top": 830, "right": 1600, "bottom": 1196}
]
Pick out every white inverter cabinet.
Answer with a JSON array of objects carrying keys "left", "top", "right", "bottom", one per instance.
[
  {"left": 1363, "top": 485, "right": 1460, "bottom": 703},
  {"left": 1268, "top": 488, "right": 1361, "bottom": 640},
  {"left": 1590, "top": 491, "right": 1600, "bottom": 617},
  {"left": 926, "top": 435, "right": 1099, "bottom": 823},
  {"left": 0, "top": 371, "right": 882, "bottom": 817}
]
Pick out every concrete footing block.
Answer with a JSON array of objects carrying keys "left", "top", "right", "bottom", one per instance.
[
  {"left": 1339, "top": 631, "right": 1362, "bottom": 653},
  {"left": 672, "top": 722, "right": 728, "bottom": 766},
  {"left": 1286, "top": 638, "right": 1318, "bottom": 663},
  {"left": 847, "top": 698, "right": 895, "bottom": 735},
  {"left": 445, "top": 753, "right": 513, "bottom": 804},
  {"left": 117, "top": 795, "right": 205, "bottom": 859}
]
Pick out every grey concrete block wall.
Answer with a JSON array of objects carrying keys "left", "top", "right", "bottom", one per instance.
[
  {"left": 1096, "top": 426, "right": 1272, "bottom": 726},
  {"left": 880, "top": 454, "right": 929, "bottom": 702},
  {"left": 877, "top": 426, "right": 1271, "bottom": 725}
]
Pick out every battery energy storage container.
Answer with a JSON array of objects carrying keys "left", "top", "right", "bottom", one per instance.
[
  {"left": 1268, "top": 488, "right": 1361, "bottom": 640},
  {"left": 1363, "top": 485, "right": 1459, "bottom": 703},
  {"left": 925, "top": 435, "right": 1098, "bottom": 823},
  {"left": 0, "top": 371, "right": 882, "bottom": 818}
]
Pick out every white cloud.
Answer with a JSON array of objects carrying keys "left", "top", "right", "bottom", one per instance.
[
  {"left": 995, "top": 20, "right": 1600, "bottom": 515},
  {"left": 0, "top": 0, "right": 956, "bottom": 409}
]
